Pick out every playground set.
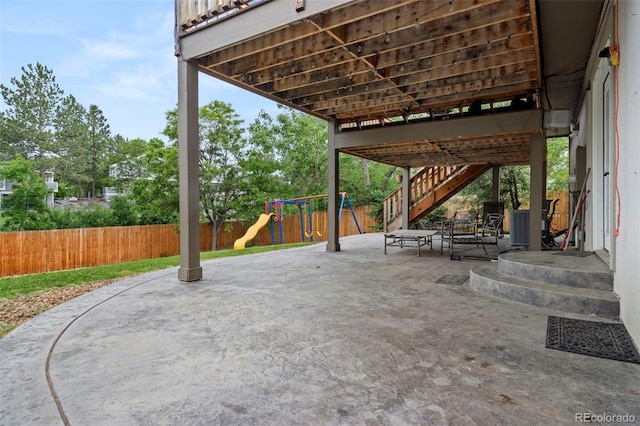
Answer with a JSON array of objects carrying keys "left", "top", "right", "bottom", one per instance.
[{"left": 233, "top": 192, "right": 361, "bottom": 249}]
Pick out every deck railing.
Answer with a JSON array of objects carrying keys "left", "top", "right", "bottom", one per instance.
[
  {"left": 177, "top": 0, "right": 270, "bottom": 33},
  {"left": 383, "top": 165, "right": 467, "bottom": 232}
]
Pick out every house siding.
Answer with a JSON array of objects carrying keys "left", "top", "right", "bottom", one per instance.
[
  {"left": 573, "top": 0, "right": 639, "bottom": 346},
  {"left": 615, "top": 0, "right": 640, "bottom": 346}
]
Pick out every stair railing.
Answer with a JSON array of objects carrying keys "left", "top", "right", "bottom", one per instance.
[{"left": 383, "top": 165, "right": 469, "bottom": 231}]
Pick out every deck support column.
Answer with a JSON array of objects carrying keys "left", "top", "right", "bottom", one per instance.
[
  {"left": 529, "top": 134, "right": 546, "bottom": 251},
  {"left": 177, "top": 59, "right": 202, "bottom": 281},
  {"left": 327, "top": 120, "right": 340, "bottom": 252},
  {"left": 402, "top": 166, "right": 411, "bottom": 229},
  {"left": 492, "top": 166, "right": 500, "bottom": 202}
]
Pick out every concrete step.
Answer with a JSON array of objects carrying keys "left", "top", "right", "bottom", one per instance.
[
  {"left": 470, "top": 264, "right": 620, "bottom": 320},
  {"left": 498, "top": 251, "right": 613, "bottom": 291}
]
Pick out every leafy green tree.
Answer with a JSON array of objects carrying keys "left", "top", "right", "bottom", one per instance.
[
  {"left": 107, "top": 137, "right": 149, "bottom": 191},
  {"left": 243, "top": 111, "right": 287, "bottom": 216},
  {"left": 53, "top": 94, "right": 90, "bottom": 197},
  {"left": 457, "top": 165, "right": 530, "bottom": 215},
  {"left": 127, "top": 138, "right": 180, "bottom": 224},
  {"left": 339, "top": 154, "right": 399, "bottom": 206},
  {"left": 546, "top": 137, "right": 569, "bottom": 192},
  {"left": 0, "top": 63, "right": 63, "bottom": 172},
  {"left": 0, "top": 155, "right": 52, "bottom": 230},
  {"left": 46, "top": 208, "right": 89, "bottom": 229},
  {"left": 85, "top": 105, "right": 112, "bottom": 197},
  {"left": 110, "top": 196, "right": 139, "bottom": 226},
  {"left": 273, "top": 107, "right": 328, "bottom": 198},
  {"left": 196, "top": 101, "right": 247, "bottom": 249},
  {"left": 77, "top": 205, "right": 117, "bottom": 228},
  {"left": 0, "top": 115, "right": 13, "bottom": 162},
  {"left": 166, "top": 101, "right": 284, "bottom": 249}
]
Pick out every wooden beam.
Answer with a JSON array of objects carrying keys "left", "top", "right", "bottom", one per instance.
[
  {"left": 333, "top": 109, "right": 543, "bottom": 149},
  {"left": 528, "top": 0, "right": 544, "bottom": 88}
]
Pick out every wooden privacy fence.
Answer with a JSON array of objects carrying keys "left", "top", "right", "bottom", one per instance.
[
  {"left": 444, "top": 190, "right": 570, "bottom": 232},
  {"left": 0, "top": 206, "right": 377, "bottom": 277},
  {"left": 503, "top": 190, "right": 570, "bottom": 232}
]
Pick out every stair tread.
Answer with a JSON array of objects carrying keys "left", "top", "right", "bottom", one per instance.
[
  {"left": 498, "top": 251, "right": 612, "bottom": 290},
  {"left": 472, "top": 264, "right": 619, "bottom": 301},
  {"left": 500, "top": 251, "right": 611, "bottom": 274},
  {"left": 385, "top": 163, "right": 491, "bottom": 229}
]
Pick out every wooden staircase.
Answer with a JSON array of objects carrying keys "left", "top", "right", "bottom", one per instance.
[{"left": 383, "top": 164, "right": 492, "bottom": 232}]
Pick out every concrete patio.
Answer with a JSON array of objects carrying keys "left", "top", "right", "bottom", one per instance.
[{"left": 1, "top": 233, "right": 639, "bottom": 425}]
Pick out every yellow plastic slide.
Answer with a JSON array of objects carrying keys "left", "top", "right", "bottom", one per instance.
[{"left": 234, "top": 213, "right": 274, "bottom": 249}]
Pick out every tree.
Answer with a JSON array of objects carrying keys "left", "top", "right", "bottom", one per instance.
[
  {"left": 196, "top": 101, "right": 247, "bottom": 250},
  {"left": 457, "top": 165, "right": 530, "bottom": 215},
  {"left": 53, "top": 94, "right": 90, "bottom": 197},
  {"left": 109, "top": 196, "right": 138, "bottom": 226},
  {"left": 126, "top": 138, "right": 180, "bottom": 224},
  {"left": 0, "top": 115, "right": 13, "bottom": 162},
  {"left": 502, "top": 166, "right": 529, "bottom": 210},
  {"left": 0, "top": 63, "right": 63, "bottom": 173},
  {"left": 546, "top": 137, "right": 569, "bottom": 192},
  {"left": 339, "top": 154, "right": 399, "bottom": 206},
  {"left": 243, "top": 111, "right": 287, "bottom": 217},
  {"left": 85, "top": 105, "right": 112, "bottom": 197},
  {"left": 0, "top": 155, "right": 52, "bottom": 231},
  {"left": 273, "top": 107, "right": 328, "bottom": 198},
  {"left": 107, "top": 137, "right": 150, "bottom": 192},
  {"left": 165, "top": 101, "right": 283, "bottom": 249}
]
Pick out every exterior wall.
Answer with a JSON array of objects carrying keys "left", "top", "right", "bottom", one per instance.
[
  {"left": 614, "top": 0, "right": 640, "bottom": 346},
  {"left": 102, "top": 187, "right": 122, "bottom": 202},
  {"left": 0, "top": 180, "right": 13, "bottom": 210},
  {"left": 574, "top": 1, "right": 639, "bottom": 346},
  {"left": 569, "top": 97, "right": 589, "bottom": 246}
]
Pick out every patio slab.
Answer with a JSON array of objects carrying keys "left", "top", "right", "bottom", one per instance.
[{"left": 1, "top": 233, "right": 639, "bottom": 425}]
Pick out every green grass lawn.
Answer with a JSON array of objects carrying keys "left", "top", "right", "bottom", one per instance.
[{"left": 0, "top": 242, "right": 312, "bottom": 299}]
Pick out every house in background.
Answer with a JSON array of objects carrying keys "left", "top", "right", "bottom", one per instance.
[
  {"left": 0, "top": 179, "right": 13, "bottom": 210},
  {"left": 101, "top": 187, "right": 121, "bottom": 203},
  {"left": 173, "top": 0, "right": 640, "bottom": 347},
  {"left": 0, "top": 171, "right": 58, "bottom": 210},
  {"left": 43, "top": 171, "right": 58, "bottom": 208}
]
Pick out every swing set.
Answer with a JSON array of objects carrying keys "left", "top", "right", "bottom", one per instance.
[{"left": 266, "top": 192, "right": 362, "bottom": 245}]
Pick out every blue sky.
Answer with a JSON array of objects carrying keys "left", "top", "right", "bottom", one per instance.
[{"left": 0, "top": 0, "right": 281, "bottom": 142}]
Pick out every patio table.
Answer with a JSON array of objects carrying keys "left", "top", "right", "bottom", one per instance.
[{"left": 384, "top": 229, "right": 438, "bottom": 256}]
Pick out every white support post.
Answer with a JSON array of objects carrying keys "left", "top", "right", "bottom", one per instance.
[
  {"left": 327, "top": 119, "right": 340, "bottom": 252},
  {"left": 177, "top": 59, "right": 203, "bottom": 281},
  {"left": 402, "top": 166, "right": 411, "bottom": 229},
  {"left": 529, "top": 134, "right": 546, "bottom": 251}
]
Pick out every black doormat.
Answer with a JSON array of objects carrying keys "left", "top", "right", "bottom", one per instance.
[
  {"left": 434, "top": 274, "right": 468, "bottom": 285},
  {"left": 546, "top": 316, "right": 640, "bottom": 364},
  {"left": 552, "top": 251, "right": 593, "bottom": 257}
]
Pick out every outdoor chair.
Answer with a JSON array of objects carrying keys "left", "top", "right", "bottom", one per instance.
[
  {"left": 441, "top": 211, "right": 504, "bottom": 258},
  {"left": 478, "top": 213, "right": 504, "bottom": 248}
]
